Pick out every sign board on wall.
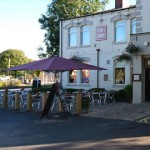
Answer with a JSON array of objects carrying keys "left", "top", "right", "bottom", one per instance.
[{"left": 96, "top": 25, "right": 107, "bottom": 41}]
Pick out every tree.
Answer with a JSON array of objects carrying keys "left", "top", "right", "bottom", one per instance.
[
  {"left": 0, "top": 49, "right": 33, "bottom": 76},
  {"left": 38, "top": 0, "right": 109, "bottom": 58}
]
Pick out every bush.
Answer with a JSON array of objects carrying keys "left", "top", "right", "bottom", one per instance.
[
  {"left": 114, "top": 89, "right": 127, "bottom": 102},
  {"left": 32, "top": 84, "right": 52, "bottom": 93},
  {"left": 124, "top": 84, "right": 132, "bottom": 103},
  {"left": 88, "top": 88, "right": 105, "bottom": 92},
  {"left": 0, "top": 80, "right": 22, "bottom": 88},
  {"left": 81, "top": 96, "right": 90, "bottom": 112},
  {"left": 64, "top": 88, "right": 80, "bottom": 93}
]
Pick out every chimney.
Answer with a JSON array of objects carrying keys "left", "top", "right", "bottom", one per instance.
[{"left": 115, "top": 0, "right": 122, "bottom": 9}]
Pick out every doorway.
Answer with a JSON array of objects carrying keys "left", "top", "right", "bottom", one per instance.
[{"left": 145, "top": 69, "right": 150, "bottom": 101}]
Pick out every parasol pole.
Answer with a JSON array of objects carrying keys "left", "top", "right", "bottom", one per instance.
[{"left": 96, "top": 49, "right": 100, "bottom": 88}]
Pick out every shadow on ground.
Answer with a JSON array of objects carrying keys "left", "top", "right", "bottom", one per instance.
[{"left": 0, "top": 109, "right": 150, "bottom": 150}]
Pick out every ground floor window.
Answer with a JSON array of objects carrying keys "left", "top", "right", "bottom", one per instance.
[
  {"left": 81, "top": 69, "right": 90, "bottom": 83},
  {"left": 115, "top": 60, "right": 125, "bottom": 84},
  {"left": 69, "top": 70, "right": 77, "bottom": 83},
  {"left": 115, "top": 68, "right": 125, "bottom": 84}
]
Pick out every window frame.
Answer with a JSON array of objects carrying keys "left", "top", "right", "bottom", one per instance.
[
  {"left": 81, "top": 25, "right": 91, "bottom": 46},
  {"left": 115, "top": 20, "right": 126, "bottom": 42},
  {"left": 68, "top": 27, "right": 77, "bottom": 47},
  {"left": 68, "top": 70, "right": 77, "bottom": 83},
  {"left": 131, "top": 18, "right": 136, "bottom": 34}
]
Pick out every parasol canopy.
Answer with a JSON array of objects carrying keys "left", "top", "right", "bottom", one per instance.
[{"left": 7, "top": 56, "right": 107, "bottom": 71}]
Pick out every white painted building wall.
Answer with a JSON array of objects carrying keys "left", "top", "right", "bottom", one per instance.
[
  {"left": 136, "top": 0, "right": 150, "bottom": 33},
  {"left": 60, "top": 6, "right": 136, "bottom": 91},
  {"left": 131, "top": 0, "right": 150, "bottom": 103}
]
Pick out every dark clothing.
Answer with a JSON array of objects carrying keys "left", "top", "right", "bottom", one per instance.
[{"left": 32, "top": 79, "right": 41, "bottom": 88}]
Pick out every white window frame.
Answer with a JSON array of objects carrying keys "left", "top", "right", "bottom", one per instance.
[
  {"left": 131, "top": 18, "right": 136, "bottom": 34},
  {"left": 115, "top": 20, "right": 126, "bottom": 42},
  {"left": 114, "top": 61, "right": 126, "bottom": 84},
  {"left": 69, "top": 27, "right": 77, "bottom": 47},
  {"left": 81, "top": 26, "right": 90, "bottom": 46}
]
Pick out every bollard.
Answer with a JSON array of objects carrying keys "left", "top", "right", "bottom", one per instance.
[
  {"left": 42, "top": 92, "right": 47, "bottom": 110},
  {"left": 3, "top": 88, "right": 8, "bottom": 109},
  {"left": 58, "top": 99, "right": 63, "bottom": 113},
  {"left": 27, "top": 93, "right": 32, "bottom": 111},
  {"left": 76, "top": 92, "right": 82, "bottom": 114},
  {"left": 15, "top": 92, "right": 20, "bottom": 110}
]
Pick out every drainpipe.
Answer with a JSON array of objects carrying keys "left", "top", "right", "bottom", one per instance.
[
  {"left": 60, "top": 20, "right": 63, "bottom": 83},
  {"left": 96, "top": 49, "right": 100, "bottom": 88}
]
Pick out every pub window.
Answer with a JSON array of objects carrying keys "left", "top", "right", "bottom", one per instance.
[
  {"left": 81, "top": 26, "right": 90, "bottom": 46},
  {"left": 115, "top": 68, "right": 125, "bottom": 84},
  {"left": 115, "top": 20, "right": 126, "bottom": 42},
  {"left": 69, "top": 27, "right": 77, "bottom": 47},
  {"left": 69, "top": 70, "right": 77, "bottom": 83},
  {"left": 115, "top": 61, "right": 125, "bottom": 84},
  {"left": 81, "top": 69, "right": 90, "bottom": 83},
  {"left": 131, "top": 18, "right": 136, "bottom": 34}
]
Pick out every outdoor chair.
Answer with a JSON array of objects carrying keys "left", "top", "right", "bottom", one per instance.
[
  {"left": 32, "top": 93, "right": 42, "bottom": 110},
  {"left": 109, "top": 91, "right": 116, "bottom": 103},
  {"left": 91, "top": 92, "right": 101, "bottom": 106},
  {"left": 8, "top": 92, "right": 15, "bottom": 107},
  {"left": 99, "top": 91, "right": 109, "bottom": 104},
  {"left": 20, "top": 93, "right": 28, "bottom": 108},
  {"left": 65, "top": 94, "right": 76, "bottom": 112},
  {"left": 0, "top": 92, "right": 4, "bottom": 105}
]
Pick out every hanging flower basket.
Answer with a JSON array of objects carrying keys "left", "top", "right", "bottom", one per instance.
[
  {"left": 126, "top": 43, "right": 138, "bottom": 54},
  {"left": 117, "top": 53, "right": 132, "bottom": 61},
  {"left": 70, "top": 55, "right": 82, "bottom": 62}
]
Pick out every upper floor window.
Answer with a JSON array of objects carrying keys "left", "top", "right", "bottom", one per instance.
[
  {"left": 131, "top": 18, "right": 136, "bottom": 34},
  {"left": 81, "top": 26, "right": 90, "bottom": 46},
  {"left": 115, "top": 20, "right": 126, "bottom": 42},
  {"left": 69, "top": 28, "right": 77, "bottom": 47}
]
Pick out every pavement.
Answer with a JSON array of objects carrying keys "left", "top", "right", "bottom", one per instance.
[
  {"left": 82, "top": 102, "right": 150, "bottom": 122},
  {"left": 1, "top": 102, "right": 150, "bottom": 150}
]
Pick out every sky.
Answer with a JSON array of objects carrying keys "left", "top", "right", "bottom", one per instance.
[{"left": 0, "top": 0, "right": 136, "bottom": 60}]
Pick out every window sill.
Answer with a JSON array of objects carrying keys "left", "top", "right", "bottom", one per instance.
[
  {"left": 67, "top": 46, "right": 78, "bottom": 49},
  {"left": 112, "top": 84, "right": 126, "bottom": 88},
  {"left": 67, "top": 83, "right": 78, "bottom": 87},
  {"left": 112, "top": 41, "right": 127, "bottom": 45},
  {"left": 79, "top": 45, "right": 91, "bottom": 48}
]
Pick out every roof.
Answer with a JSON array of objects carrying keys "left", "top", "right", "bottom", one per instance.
[{"left": 60, "top": 5, "right": 136, "bottom": 21}]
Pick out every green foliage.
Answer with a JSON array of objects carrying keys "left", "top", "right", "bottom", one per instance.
[
  {"left": 117, "top": 53, "right": 132, "bottom": 61},
  {"left": 126, "top": 43, "right": 138, "bottom": 54},
  {"left": 65, "top": 88, "right": 79, "bottom": 93},
  {"left": 113, "top": 84, "right": 133, "bottom": 103},
  {"left": 38, "top": 0, "right": 109, "bottom": 58},
  {"left": 0, "top": 80, "right": 22, "bottom": 87},
  {"left": 70, "top": 55, "right": 82, "bottom": 62},
  {"left": 0, "top": 49, "right": 33, "bottom": 77},
  {"left": 114, "top": 89, "right": 127, "bottom": 102},
  {"left": 124, "top": 84, "right": 132, "bottom": 102},
  {"left": 32, "top": 84, "right": 52, "bottom": 93},
  {"left": 88, "top": 88, "right": 105, "bottom": 92},
  {"left": 82, "top": 96, "right": 90, "bottom": 111}
]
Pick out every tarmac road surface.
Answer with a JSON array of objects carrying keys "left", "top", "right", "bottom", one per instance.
[{"left": 0, "top": 102, "right": 150, "bottom": 150}]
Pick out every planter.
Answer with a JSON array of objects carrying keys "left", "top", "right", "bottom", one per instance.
[
  {"left": 81, "top": 96, "right": 90, "bottom": 113},
  {"left": 117, "top": 53, "right": 132, "bottom": 61},
  {"left": 126, "top": 43, "right": 138, "bottom": 55}
]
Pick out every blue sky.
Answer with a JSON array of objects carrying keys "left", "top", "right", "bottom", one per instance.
[{"left": 0, "top": 0, "right": 135, "bottom": 60}]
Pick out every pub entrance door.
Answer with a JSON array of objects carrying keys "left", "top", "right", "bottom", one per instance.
[{"left": 145, "top": 68, "right": 150, "bottom": 101}]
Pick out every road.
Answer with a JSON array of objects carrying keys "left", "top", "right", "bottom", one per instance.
[{"left": 0, "top": 109, "right": 150, "bottom": 150}]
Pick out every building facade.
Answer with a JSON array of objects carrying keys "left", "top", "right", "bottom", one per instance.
[
  {"left": 60, "top": 2, "right": 136, "bottom": 93},
  {"left": 131, "top": 0, "right": 150, "bottom": 103}
]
